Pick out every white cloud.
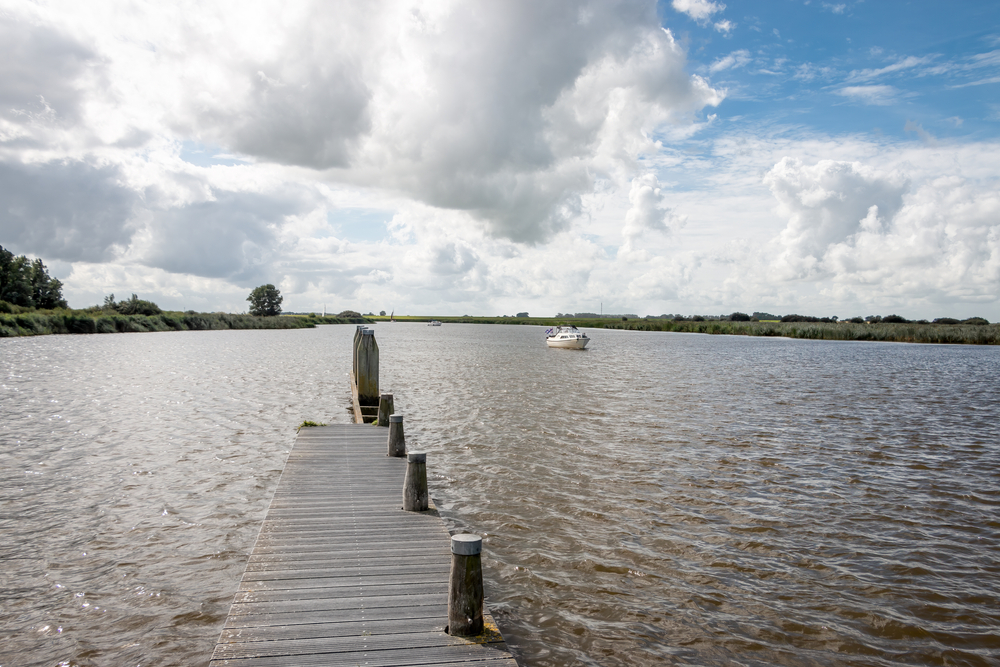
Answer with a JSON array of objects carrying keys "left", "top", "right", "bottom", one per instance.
[
  {"left": 0, "top": 1, "right": 723, "bottom": 281},
  {"left": 672, "top": 0, "right": 725, "bottom": 23},
  {"left": 763, "top": 157, "right": 910, "bottom": 280},
  {"left": 620, "top": 173, "right": 685, "bottom": 255},
  {"left": 845, "top": 55, "right": 935, "bottom": 83},
  {"left": 836, "top": 85, "right": 901, "bottom": 105},
  {"left": 710, "top": 50, "right": 751, "bottom": 73},
  {"left": 714, "top": 20, "right": 735, "bottom": 34}
]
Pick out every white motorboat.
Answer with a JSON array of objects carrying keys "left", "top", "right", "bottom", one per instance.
[
  {"left": 428, "top": 320, "right": 442, "bottom": 326},
  {"left": 545, "top": 325, "right": 589, "bottom": 349}
]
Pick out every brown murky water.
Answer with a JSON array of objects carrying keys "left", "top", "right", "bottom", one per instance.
[{"left": 2, "top": 324, "right": 998, "bottom": 666}]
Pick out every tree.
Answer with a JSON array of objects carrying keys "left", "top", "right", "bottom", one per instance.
[
  {"left": 29, "top": 258, "right": 68, "bottom": 309},
  {"left": 248, "top": 284, "right": 282, "bottom": 316},
  {"left": 0, "top": 246, "right": 67, "bottom": 309}
]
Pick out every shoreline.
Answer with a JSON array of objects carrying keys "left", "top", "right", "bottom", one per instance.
[
  {"left": 373, "top": 315, "right": 1000, "bottom": 345},
  {"left": 3, "top": 310, "right": 997, "bottom": 345}
]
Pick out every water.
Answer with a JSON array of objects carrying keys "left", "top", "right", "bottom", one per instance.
[{"left": 2, "top": 324, "right": 998, "bottom": 666}]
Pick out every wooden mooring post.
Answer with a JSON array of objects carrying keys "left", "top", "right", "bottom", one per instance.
[
  {"left": 448, "top": 534, "right": 485, "bottom": 637},
  {"left": 403, "top": 451, "right": 428, "bottom": 511},
  {"left": 378, "top": 393, "right": 394, "bottom": 426},
  {"left": 387, "top": 414, "right": 406, "bottom": 457}
]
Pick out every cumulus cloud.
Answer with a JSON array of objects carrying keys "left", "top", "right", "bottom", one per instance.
[
  {"left": 0, "top": 160, "right": 137, "bottom": 262},
  {"left": 0, "top": 17, "right": 99, "bottom": 145},
  {"left": 752, "top": 155, "right": 1000, "bottom": 311},
  {"left": 620, "top": 173, "right": 684, "bottom": 254},
  {"left": 137, "top": 191, "right": 309, "bottom": 282},
  {"left": 672, "top": 0, "right": 726, "bottom": 22},
  {"left": 764, "top": 157, "right": 908, "bottom": 280},
  {"left": 151, "top": 1, "right": 725, "bottom": 244}
]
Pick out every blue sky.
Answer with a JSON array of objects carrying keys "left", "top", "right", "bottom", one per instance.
[
  {"left": 666, "top": 0, "right": 999, "bottom": 142},
  {"left": 1, "top": 0, "right": 998, "bottom": 319}
]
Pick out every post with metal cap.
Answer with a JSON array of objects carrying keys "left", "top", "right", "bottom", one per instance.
[
  {"left": 403, "top": 451, "right": 427, "bottom": 511},
  {"left": 448, "top": 534, "right": 484, "bottom": 636},
  {"left": 387, "top": 414, "right": 405, "bottom": 457},
  {"left": 377, "top": 393, "right": 394, "bottom": 427}
]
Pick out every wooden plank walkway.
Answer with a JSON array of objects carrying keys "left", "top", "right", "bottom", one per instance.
[{"left": 209, "top": 424, "right": 518, "bottom": 667}]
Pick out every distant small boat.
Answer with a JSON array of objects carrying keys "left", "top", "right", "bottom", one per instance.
[
  {"left": 545, "top": 325, "right": 589, "bottom": 349},
  {"left": 428, "top": 320, "right": 442, "bottom": 326}
]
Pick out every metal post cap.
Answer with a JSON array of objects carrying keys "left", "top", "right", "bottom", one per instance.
[
  {"left": 389, "top": 414, "right": 403, "bottom": 423},
  {"left": 407, "top": 451, "right": 426, "bottom": 463},
  {"left": 362, "top": 329, "right": 374, "bottom": 335},
  {"left": 380, "top": 393, "right": 393, "bottom": 399},
  {"left": 451, "top": 534, "right": 482, "bottom": 556}
]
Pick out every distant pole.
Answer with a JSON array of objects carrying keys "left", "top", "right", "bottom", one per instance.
[
  {"left": 387, "top": 414, "right": 405, "bottom": 457},
  {"left": 402, "top": 451, "right": 428, "bottom": 511},
  {"left": 448, "top": 534, "right": 484, "bottom": 636},
  {"left": 377, "top": 393, "right": 394, "bottom": 427}
]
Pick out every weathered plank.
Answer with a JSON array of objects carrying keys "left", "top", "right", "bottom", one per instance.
[{"left": 209, "top": 424, "right": 517, "bottom": 667}]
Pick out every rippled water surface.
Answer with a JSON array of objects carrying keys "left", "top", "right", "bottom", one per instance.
[{"left": 2, "top": 324, "right": 999, "bottom": 666}]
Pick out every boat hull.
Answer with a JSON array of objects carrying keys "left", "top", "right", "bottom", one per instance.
[{"left": 546, "top": 337, "right": 589, "bottom": 349}]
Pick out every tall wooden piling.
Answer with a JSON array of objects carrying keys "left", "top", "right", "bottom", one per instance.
[
  {"left": 357, "top": 329, "right": 379, "bottom": 403},
  {"left": 350, "top": 326, "right": 380, "bottom": 423}
]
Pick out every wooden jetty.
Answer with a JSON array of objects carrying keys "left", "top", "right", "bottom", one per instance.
[{"left": 209, "top": 424, "right": 517, "bottom": 666}]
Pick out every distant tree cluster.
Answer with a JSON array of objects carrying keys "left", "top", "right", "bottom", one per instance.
[
  {"left": 103, "top": 293, "right": 162, "bottom": 316},
  {"left": 0, "top": 246, "right": 68, "bottom": 309},
  {"left": 780, "top": 314, "right": 839, "bottom": 323}
]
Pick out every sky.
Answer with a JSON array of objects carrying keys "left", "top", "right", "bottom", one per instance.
[{"left": 1, "top": 0, "right": 998, "bottom": 319}]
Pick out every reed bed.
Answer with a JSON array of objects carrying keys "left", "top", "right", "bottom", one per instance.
[
  {"left": 375, "top": 316, "right": 1000, "bottom": 345},
  {"left": 596, "top": 319, "right": 1000, "bottom": 345},
  {"left": 0, "top": 310, "right": 327, "bottom": 338}
]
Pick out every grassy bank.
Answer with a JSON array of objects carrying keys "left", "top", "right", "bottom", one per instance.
[
  {"left": 0, "top": 306, "right": 373, "bottom": 338},
  {"left": 371, "top": 315, "right": 1000, "bottom": 345}
]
